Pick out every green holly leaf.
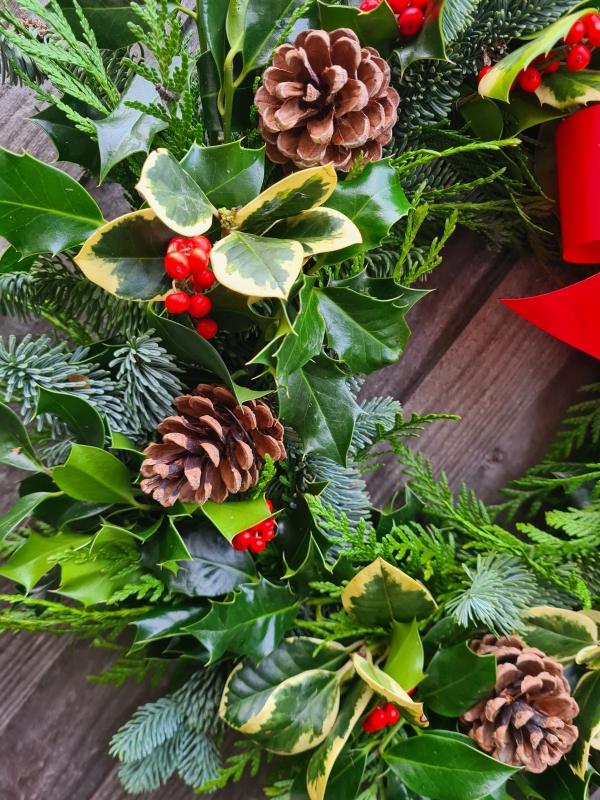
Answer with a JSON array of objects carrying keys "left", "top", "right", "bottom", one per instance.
[
  {"left": 54, "top": 0, "right": 144, "bottom": 49},
  {"left": 30, "top": 97, "right": 104, "bottom": 173},
  {"left": 92, "top": 74, "right": 168, "bottom": 182},
  {"left": 37, "top": 388, "right": 105, "bottom": 449},
  {"left": 394, "top": 0, "right": 448, "bottom": 73},
  {"left": 0, "top": 493, "right": 60, "bottom": 544},
  {"left": 383, "top": 619, "right": 425, "bottom": 692},
  {"left": 479, "top": 11, "right": 593, "bottom": 103},
  {"left": 567, "top": 670, "right": 600, "bottom": 779},
  {"left": 499, "top": 90, "right": 566, "bottom": 136},
  {"left": 0, "top": 531, "right": 92, "bottom": 591},
  {"left": 136, "top": 149, "right": 215, "bottom": 237},
  {"left": 148, "top": 304, "right": 267, "bottom": 404},
  {"left": 522, "top": 760, "right": 592, "bottom": 800},
  {"left": 200, "top": 496, "right": 272, "bottom": 542},
  {"left": 268, "top": 208, "right": 362, "bottom": 257},
  {"left": 0, "top": 245, "right": 36, "bottom": 274},
  {"left": 209, "top": 282, "right": 274, "bottom": 334},
  {"left": 242, "top": 0, "right": 320, "bottom": 71},
  {"left": 521, "top": 606, "right": 598, "bottom": 664},
  {"left": 322, "top": 159, "right": 410, "bottom": 265},
  {"left": 385, "top": 731, "right": 519, "bottom": 800},
  {"left": 198, "top": 0, "right": 228, "bottom": 93},
  {"left": 0, "top": 401, "right": 43, "bottom": 471},
  {"left": 283, "top": 534, "right": 333, "bottom": 600},
  {"left": 236, "top": 164, "right": 337, "bottom": 235},
  {"left": 74, "top": 209, "right": 173, "bottom": 302},
  {"left": 197, "top": 50, "right": 222, "bottom": 132},
  {"left": 58, "top": 557, "right": 140, "bottom": 606},
  {"left": 419, "top": 641, "right": 496, "bottom": 717},
  {"left": 211, "top": 231, "right": 304, "bottom": 300},
  {"left": 0, "top": 148, "right": 104, "bottom": 257},
  {"left": 52, "top": 444, "right": 138, "bottom": 506},
  {"left": 352, "top": 654, "right": 427, "bottom": 726},
  {"left": 276, "top": 276, "right": 326, "bottom": 391},
  {"left": 535, "top": 67, "right": 600, "bottom": 110},
  {"left": 306, "top": 679, "right": 373, "bottom": 800},
  {"left": 220, "top": 636, "right": 350, "bottom": 753},
  {"left": 342, "top": 557, "right": 437, "bottom": 627},
  {"left": 131, "top": 603, "right": 210, "bottom": 651},
  {"left": 279, "top": 354, "right": 361, "bottom": 467},
  {"left": 459, "top": 95, "right": 505, "bottom": 142},
  {"left": 185, "top": 577, "right": 299, "bottom": 662},
  {"left": 318, "top": 0, "right": 399, "bottom": 57},
  {"left": 140, "top": 517, "right": 191, "bottom": 575},
  {"left": 181, "top": 141, "right": 265, "bottom": 209}
]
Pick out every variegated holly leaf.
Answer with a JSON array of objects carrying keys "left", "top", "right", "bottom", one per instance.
[
  {"left": 342, "top": 557, "right": 437, "bottom": 627},
  {"left": 383, "top": 619, "right": 425, "bottom": 692},
  {"left": 136, "top": 149, "right": 215, "bottom": 237},
  {"left": 267, "top": 208, "right": 362, "bottom": 257},
  {"left": 567, "top": 669, "right": 600, "bottom": 779},
  {"left": 236, "top": 164, "right": 337, "bottom": 235},
  {"left": 479, "top": 10, "right": 594, "bottom": 102},
  {"left": 211, "top": 231, "right": 304, "bottom": 299},
  {"left": 521, "top": 606, "right": 598, "bottom": 664},
  {"left": 220, "top": 637, "right": 351, "bottom": 754},
  {"left": 352, "top": 654, "right": 428, "bottom": 726},
  {"left": 74, "top": 209, "right": 173, "bottom": 301},
  {"left": 306, "top": 679, "right": 373, "bottom": 800},
  {"left": 535, "top": 67, "right": 600, "bottom": 110}
]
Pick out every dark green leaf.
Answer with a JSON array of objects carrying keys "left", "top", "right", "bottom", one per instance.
[
  {"left": 385, "top": 732, "right": 519, "bottom": 800},
  {"left": 0, "top": 148, "right": 104, "bottom": 256},
  {"left": 502, "top": 90, "right": 566, "bottom": 136},
  {"left": 198, "top": 0, "right": 228, "bottom": 90},
  {"left": 197, "top": 50, "right": 222, "bottom": 132},
  {"left": 0, "top": 246, "right": 36, "bottom": 274},
  {"left": 141, "top": 517, "right": 191, "bottom": 574},
  {"left": 52, "top": 444, "right": 138, "bottom": 506},
  {"left": 0, "top": 401, "right": 42, "bottom": 471},
  {"left": 131, "top": 603, "right": 210, "bottom": 650},
  {"left": 58, "top": 557, "right": 140, "bottom": 606},
  {"left": 243, "top": 0, "right": 320, "bottom": 71},
  {"left": 459, "top": 96, "right": 504, "bottom": 142},
  {"left": 54, "top": 0, "right": 144, "bottom": 49},
  {"left": 322, "top": 159, "right": 410, "bottom": 265},
  {"left": 185, "top": 577, "right": 299, "bottom": 662},
  {"left": 324, "top": 747, "right": 367, "bottom": 800},
  {"left": 0, "top": 493, "right": 61, "bottom": 544},
  {"left": 37, "top": 388, "right": 105, "bottom": 449},
  {"left": 0, "top": 530, "right": 91, "bottom": 591},
  {"left": 522, "top": 760, "right": 592, "bottom": 800},
  {"left": 279, "top": 354, "right": 361, "bottom": 467},
  {"left": 276, "top": 276, "right": 325, "bottom": 390},
  {"left": 209, "top": 282, "right": 273, "bottom": 334},
  {"left": 92, "top": 74, "right": 168, "bottom": 182},
  {"left": 419, "top": 641, "right": 497, "bottom": 717},
  {"left": 30, "top": 97, "right": 104, "bottom": 172},
  {"left": 394, "top": 0, "right": 447, "bottom": 72},
  {"left": 34, "top": 496, "right": 113, "bottom": 529},
  {"left": 319, "top": 1, "right": 399, "bottom": 57},
  {"left": 567, "top": 669, "right": 600, "bottom": 779},
  {"left": 181, "top": 141, "right": 265, "bottom": 210},
  {"left": 283, "top": 534, "right": 333, "bottom": 599}
]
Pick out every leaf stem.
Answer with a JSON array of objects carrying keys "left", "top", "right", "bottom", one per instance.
[
  {"left": 222, "top": 50, "right": 236, "bottom": 143},
  {"left": 195, "top": 0, "right": 207, "bottom": 51},
  {"left": 175, "top": 3, "right": 196, "bottom": 20}
]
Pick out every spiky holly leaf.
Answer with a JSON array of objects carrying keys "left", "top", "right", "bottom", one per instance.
[
  {"left": 352, "top": 654, "right": 427, "bottom": 726},
  {"left": 419, "top": 641, "right": 496, "bottom": 717}
]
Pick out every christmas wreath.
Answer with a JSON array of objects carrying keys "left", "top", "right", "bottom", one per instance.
[{"left": 0, "top": 0, "right": 600, "bottom": 797}]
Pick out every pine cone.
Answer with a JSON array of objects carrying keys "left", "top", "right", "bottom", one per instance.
[
  {"left": 256, "top": 28, "right": 399, "bottom": 172},
  {"left": 460, "top": 634, "right": 579, "bottom": 773},
  {"left": 140, "top": 384, "right": 285, "bottom": 506}
]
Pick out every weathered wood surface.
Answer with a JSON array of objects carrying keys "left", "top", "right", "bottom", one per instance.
[{"left": 1, "top": 83, "right": 599, "bottom": 799}]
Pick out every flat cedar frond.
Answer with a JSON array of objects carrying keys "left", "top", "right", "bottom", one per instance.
[{"left": 196, "top": 740, "right": 265, "bottom": 793}]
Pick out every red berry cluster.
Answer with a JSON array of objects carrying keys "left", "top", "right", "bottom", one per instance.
[
  {"left": 231, "top": 500, "right": 277, "bottom": 554},
  {"left": 359, "top": 0, "right": 426, "bottom": 39},
  {"left": 362, "top": 703, "right": 400, "bottom": 733},
  {"left": 163, "top": 236, "right": 219, "bottom": 340},
  {"left": 478, "top": 14, "right": 600, "bottom": 93}
]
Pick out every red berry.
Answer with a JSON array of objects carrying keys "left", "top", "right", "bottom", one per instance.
[
  {"left": 359, "top": 0, "right": 380, "bottom": 10},
  {"left": 249, "top": 536, "right": 266, "bottom": 553},
  {"left": 365, "top": 708, "right": 388, "bottom": 732},
  {"left": 263, "top": 527, "right": 275, "bottom": 542},
  {"left": 167, "top": 237, "right": 188, "bottom": 253},
  {"left": 388, "top": 0, "right": 410, "bottom": 13},
  {"left": 384, "top": 704, "right": 400, "bottom": 725},
  {"left": 189, "top": 247, "right": 210, "bottom": 273},
  {"left": 409, "top": 0, "right": 428, "bottom": 10},
  {"left": 232, "top": 533, "right": 248, "bottom": 550},
  {"left": 196, "top": 318, "right": 218, "bottom": 339},
  {"left": 478, "top": 65, "right": 493, "bottom": 82},
  {"left": 194, "top": 269, "right": 216, "bottom": 289},
  {"left": 566, "top": 44, "right": 591, "bottom": 71},
  {"left": 189, "top": 293, "right": 212, "bottom": 318},
  {"left": 586, "top": 15, "right": 600, "bottom": 46},
  {"left": 164, "top": 251, "right": 190, "bottom": 279},
  {"left": 518, "top": 66, "right": 542, "bottom": 92},
  {"left": 189, "top": 235, "right": 212, "bottom": 253},
  {"left": 265, "top": 499, "right": 274, "bottom": 512},
  {"left": 407, "top": 686, "right": 416, "bottom": 696},
  {"left": 565, "top": 19, "right": 586, "bottom": 45},
  {"left": 398, "top": 6, "right": 423, "bottom": 36},
  {"left": 543, "top": 58, "right": 560, "bottom": 73},
  {"left": 165, "top": 291, "right": 190, "bottom": 314}
]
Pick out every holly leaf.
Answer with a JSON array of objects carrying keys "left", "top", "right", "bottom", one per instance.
[
  {"left": 0, "top": 493, "right": 60, "bottom": 544},
  {"left": 383, "top": 619, "right": 425, "bottom": 692},
  {"left": 283, "top": 534, "right": 333, "bottom": 600},
  {"left": 0, "top": 531, "right": 92, "bottom": 591},
  {"left": 92, "top": 74, "right": 168, "bottom": 182},
  {"left": 322, "top": 159, "right": 410, "bottom": 265},
  {"left": 394, "top": 0, "right": 448, "bottom": 73},
  {"left": 131, "top": 603, "right": 210, "bottom": 651},
  {"left": 197, "top": 50, "right": 222, "bottom": 132},
  {"left": 136, "top": 149, "right": 215, "bottom": 237},
  {"left": 306, "top": 679, "right": 373, "bottom": 800},
  {"left": 521, "top": 606, "right": 598, "bottom": 664},
  {"left": 181, "top": 141, "right": 265, "bottom": 209},
  {"left": 0, "top": 401, "right": 43, "bottom": 471},
  {"left": 198, "top": 0, "right": 228, "bottom": 93},
  {"left": 279, "top": 354, "right": 361, "bottom": 467},
  {"left": 30, "top": 97, "right": 104, "bottom": 173},
  {"left": 567, "top": 670, "right": 600, "bottom": 779},
  {"left": 140, "top": 517, "right": 191, "bottom": 575},
  {"left": 479, "top": 10, "right": 593, "bottom": 103},
  {"left": 57, "top": 557, "right": 140, "bottom": 606},
  {"left": 185, "top": 577, "right": 299, "bottom": 662},
  {"left": 242, "top": 0, "right": 320, "bottom": 72},
  {"left": 318, "top": 0, "right": 399, "bottom": 57},
  {"left": 535, "top": 67, "right": 600, "bottom": 110},
  {"left": 501, "top": 89, "right": 566, "bottom": 136},
  {"left": 419, "top": 641, "right": 497, "bottom": 717},
  {"left": 37, "top": 388, "right": 105, "bottom": 449},
  {"left": 200, "top": 496, "right": 273, "bottom": 542},
  {"left": 52, "top": 444, "right": 138, "bottom": 506},
  {"left": 74, "top": 209, "right": 173, "bottom": 301},
  {"left": 522, "top": 759, "right": 593, "bottom": 800},
  {"left": 0, "top": 148, "right": 104, "bottom": 257},
  {"left": 276, "top": 276, "right": 326, "bottom": 391},
  {"left": 236, "top": 164, "right": 337, "bottom": 235},
  {"left": 342, "top": 557, "right": 437, "bottom": 627},
  {"left": 459, "top": 95, "right": 505, "bottom": 141},
  {"left": 54, "top": 0, "right": 144, "bottom": 49},
  {"left": 268, "top": 208, "right": 362, "bottom": 257},
  {"left": 220, "top": 636, "right": 349, "bottom": 753},
  {"left": 0, "top": 245, "right": 36, "bottom": 274},
  {"left": 352, "top": 654, "right": 427, "bottom": 726},
  {"left": 211, "top": 231, "right": 304, "bottom": 300},
  {"left": 385, "top": 731, "right": 519, "bottom": 800}
]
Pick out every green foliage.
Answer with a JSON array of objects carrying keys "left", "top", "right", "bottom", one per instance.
[
  {"left": 107, "top": 574, "right": 170, "bottom": 605},
  {"left": 197, "top": 739, "right": 265, "bottom": 793}
]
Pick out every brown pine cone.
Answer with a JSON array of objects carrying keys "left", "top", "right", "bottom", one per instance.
[
  {"left": 140, "top": 384, "right": 285, "bottom": 507},
  {"left": 460, "top": 634, "right": 579, "bottom": 773},
  {"left": 255, "top": 28, "right": 399, "bottom": 172}
]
